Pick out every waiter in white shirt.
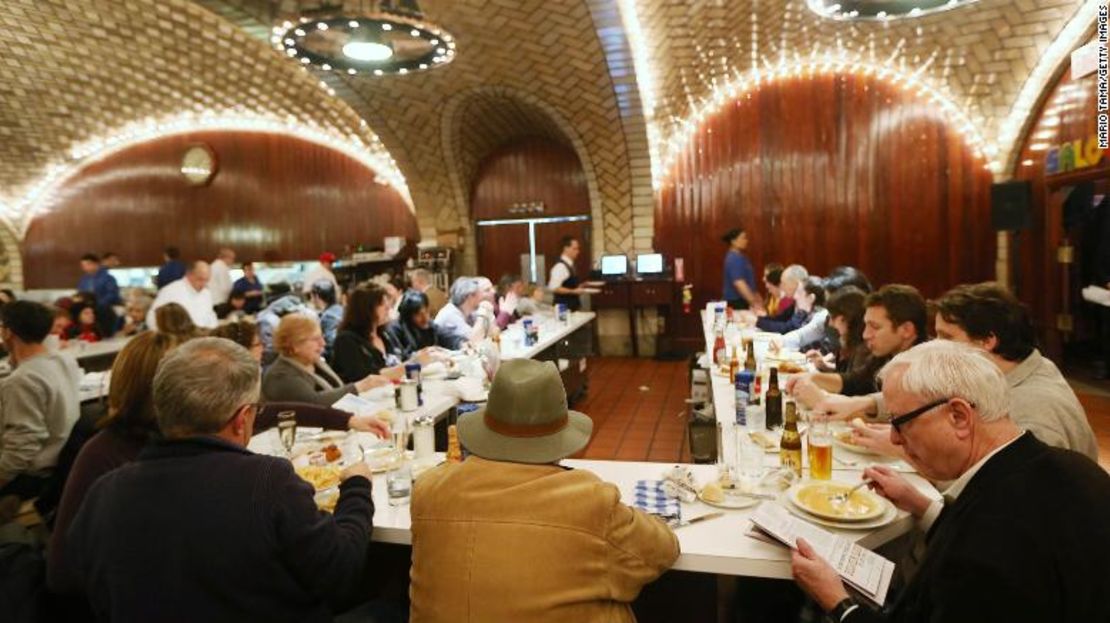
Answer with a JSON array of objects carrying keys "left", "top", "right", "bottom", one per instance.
[
  {"left": 208, "top": 248, "right": 236, "bottom": 305},
  {"left": 548, "top": 236, "right": 590, "bottom": 311},
  {"left": 147, "top": 261, "right": 219, "bottom": 329},
  {"left": 302, "top": 252, "right": 340, "bottom": 295}
]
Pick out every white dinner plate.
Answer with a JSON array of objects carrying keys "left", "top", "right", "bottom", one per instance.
[
  {"left": 697, "top": 489, "right": 761, "bottom": 510},
  {"left": 787, "top": 481, "right": 888, "bottom": 522},
  {"left": 783, "top": 496, "right": 899, "bottom": 531},
  {"left": 831, "top": 428, "right": 882, "bottom": 456}
]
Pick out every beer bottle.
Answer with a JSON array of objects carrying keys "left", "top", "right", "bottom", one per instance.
[
  {"left": 779, "top": 400, "right": 803, "bottom": 478},
  {"left": 446, "top": 424, "right": 463, "bottom": 463},
  {"left": 743, "top": 338, "right": 757, "bottom": 372},
  {"left": 728, "top": 346, "right": 740, "bottom": 385},
  {"left": 765, "top": 368, "right": 783, "bottom": 429}
]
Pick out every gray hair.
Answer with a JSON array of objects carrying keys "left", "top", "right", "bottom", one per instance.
[
  {"left": 153, "top": 337, "right": 261, "bottom": 438},
  {"left": 450, "top": 277, "right": 481, "bottom": 306},
  {"left": 410, "top": 268, "right": 432, "bottom": 286},
  {"left": 878, "top": 340, "right": 1010, "bottom": 422},
  {"left": 782, "top": 264, "right": 809, "bottom": 286}
]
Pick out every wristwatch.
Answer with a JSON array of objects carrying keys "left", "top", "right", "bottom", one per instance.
[{"left": 829, "top": 597, "right": 859, "bottom": 622}]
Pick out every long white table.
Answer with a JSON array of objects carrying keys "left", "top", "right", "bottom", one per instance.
[{"left": 498, "top": 311, "right": 595, "bottom": 360}]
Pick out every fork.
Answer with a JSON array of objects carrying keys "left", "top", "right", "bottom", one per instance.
[
  {"left": 833, "top": 456, "right": 860, "bottom": 467},
  {"left": 828, "top": 479, "right": 870, "bottom": 506}
]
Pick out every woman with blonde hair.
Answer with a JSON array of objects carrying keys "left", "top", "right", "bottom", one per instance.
[
  {"left": 48, "top": 331, "right": 186, "bottom": 593},
  {"left": 262, "top": 313, "right": 389, "bottom": 405}
]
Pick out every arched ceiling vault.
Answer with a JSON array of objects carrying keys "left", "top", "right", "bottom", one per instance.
[
  {"left": 0, "top": 0, "right": 407, "bottom": 233},
  {"left": 0, "top": 0, "right": 1095, "bottom": 257}
]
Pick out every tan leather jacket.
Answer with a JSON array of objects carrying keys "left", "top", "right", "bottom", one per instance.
[{"left": 410, "top": 456, "right": 680, "bottom": 622}]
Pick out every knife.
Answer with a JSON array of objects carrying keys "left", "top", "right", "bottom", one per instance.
[{"left": 673, "top": 511, "right": 725, "bottom": 528}]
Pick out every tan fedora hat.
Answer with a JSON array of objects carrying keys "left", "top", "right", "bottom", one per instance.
[{"left": 457, "top": 358, "right": 592, "bottom": 464}]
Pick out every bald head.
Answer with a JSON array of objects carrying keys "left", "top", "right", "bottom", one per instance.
[{"left": 187, "top": 261, "right": 211, "bottom": 292}]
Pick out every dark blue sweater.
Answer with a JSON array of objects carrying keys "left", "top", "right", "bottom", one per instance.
[{"left": 66, "top": 436, "right": 373, "bottom": 623}]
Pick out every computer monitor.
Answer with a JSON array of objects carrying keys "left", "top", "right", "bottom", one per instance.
[
  {"left": 636, "top": 253, "right": 664, "bottom": 275},
  {"left": 600, "top": 254, "right": 628, "bottom": 277}
]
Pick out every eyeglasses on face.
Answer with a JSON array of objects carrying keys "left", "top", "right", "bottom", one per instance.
[
  {"left": 888, "top": 397, "right": 951, "bottom": 433},
  {"left": 225, "top": 401, "right": 265, "bottom": 427}
]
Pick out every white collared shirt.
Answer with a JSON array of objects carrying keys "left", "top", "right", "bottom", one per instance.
[
  {"left": 147, "top": 278, "right": 219, "bottom": 329},
  {"left": 209, "top": 259, "right": 232, "bottom": 304},
  {"left": 302, "top": 264, "right": 339, "bottom": 294},
  {"left": 548, "top": 254, "right": 576, "bottom": 290}
]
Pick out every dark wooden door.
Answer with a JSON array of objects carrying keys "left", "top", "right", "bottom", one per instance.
[{"left": 475, "top": 222, "right": 530, "bottom": 282}]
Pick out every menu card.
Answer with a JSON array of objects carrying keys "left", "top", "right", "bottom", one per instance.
[
  {"left": 749, "top": 503, "right": 895, "bottom": 606},
  {"left": 332, "top": 393, "right": 380, "bottom": 415}
]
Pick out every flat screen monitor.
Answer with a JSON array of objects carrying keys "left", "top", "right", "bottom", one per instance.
[
  {"left": 600, "top": 254, "right": 628, "bottom": 276},
  {"left": 636, "top": 253, "right": 664, "bottom": 275}
]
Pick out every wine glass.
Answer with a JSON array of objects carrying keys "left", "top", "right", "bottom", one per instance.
[{"left": 277, "top": 410, "right": 297, "bottom": 458}]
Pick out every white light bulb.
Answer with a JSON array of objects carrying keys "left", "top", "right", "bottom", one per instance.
[
  {"left": 382, "top": 23, "right": 393, "bottom": 31},
  {"left": 317, "top": 22, "right": 328, "bottom": 30},
  {"left": 294, "top": 28, "right": 306, "bottom": 37},
  {"left": 343, "top": 41, "right": 394, "bottom": 61},
  {"left": 349, "top": 20, "right": 360, "bottom": 28}
]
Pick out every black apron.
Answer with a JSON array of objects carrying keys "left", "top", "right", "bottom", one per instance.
[{"left": 552, "top": 259, "right": 581, "bottom": 311}]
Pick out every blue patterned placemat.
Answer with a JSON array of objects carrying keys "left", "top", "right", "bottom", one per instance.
[{"left": 632, "top": 480, "right": 681, "bottom": 522}]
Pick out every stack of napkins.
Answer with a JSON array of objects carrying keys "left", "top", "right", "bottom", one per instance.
[{"left": 632, "top": 480, "right": 681, "bottom": 523}]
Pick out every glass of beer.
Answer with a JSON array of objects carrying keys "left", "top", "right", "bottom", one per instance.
[{"left": 808, "top": 415, "right": 833, "bottom": 481}]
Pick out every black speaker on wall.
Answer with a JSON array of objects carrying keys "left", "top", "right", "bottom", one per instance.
[{"left": 991, "top": 180, "right": 1032, "bottom": 231}]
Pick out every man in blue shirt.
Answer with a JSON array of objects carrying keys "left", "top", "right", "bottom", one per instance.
[
  {"left": 721, "top": 228, "right": 763, "bottom": 311},
  {"left": 231, "top": 262, "right": 265, "bottom": 313},
  {"left": 77, "top": 253, "right": 121, "bottom": 335},
  {"left": 156, "top": 246, "right": 187, "bottom": 290}
]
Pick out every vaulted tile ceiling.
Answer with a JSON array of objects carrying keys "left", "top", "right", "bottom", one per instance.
[{"left": 0, "top": 0, "right": 1095, "bottom": 265}]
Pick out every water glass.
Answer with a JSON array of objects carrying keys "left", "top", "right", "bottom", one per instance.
[
  {"left": 733, "top": 426, "right": 765, "bottom": 488},
  {"left": 387, "top": 464, "right": 412, "bottom": 506},
  {"left": 276, "top": 410, "right": 297, "bottom": 457}
]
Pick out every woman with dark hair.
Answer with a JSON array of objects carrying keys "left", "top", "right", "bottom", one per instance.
[
  {"left": 762, "top": 263, "right": 786, "bottom": 316},
  {"left": 807, "top": 286, "right": 868, "bottom": 373},
  {"left": 48, "top": 331, "right": 185, "bottom": 593},
  {"left": 385, "top": 290, "right": 465, "bottom": 360},
  {"left": 209, "top": 320, "right": 264, "bottom": 363},
  {"left": 720, "top": 227, "right": 763, "bottom": 311},
  {"left": 66, "top": 303, "right": 103, "bottom": 342},
  {"left": 757, "top": 276, "right": 825, "bottom": 335},
  {"left": 154, "top": 302, "right": 201, "bottom": 339},
  {"left": 330, "top": 283, "right": 406, "bottom": 383}
]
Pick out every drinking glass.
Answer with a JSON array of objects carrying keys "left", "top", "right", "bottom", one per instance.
[
  {"left": 387, "top": 464, "right": 412, "bottom": 506},
  {"left": 733, "top": 426, "right": 765, "bottom": 489},
  {"left": 391, "top": 416, "right": 409, "bottom": 459},
  {"left": 277, "top": 410, "right": 297, "bottom": 458},
  {"left": 808, "top": 415, "right": 833, "bottom": 481}
]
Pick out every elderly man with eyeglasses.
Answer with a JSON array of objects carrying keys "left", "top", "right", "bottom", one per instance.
[
  {"left": 65, "top": 338, "right": 382, "bottom": 623},
  {"left": 791, "top": 340, "right": 1110, "bottom": 623}
]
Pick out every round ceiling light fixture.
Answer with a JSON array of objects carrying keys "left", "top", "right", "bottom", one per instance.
[
  {"left": 271, "top": 0, "right": 456, "bottom": 76},
  {"left": 806, "top": 0, "right": 980, "bottom": 21}
]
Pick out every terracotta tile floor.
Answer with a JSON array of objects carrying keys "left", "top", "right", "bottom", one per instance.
[{"left": 575, "top": 357, "right": 1110, "bottom": 470}]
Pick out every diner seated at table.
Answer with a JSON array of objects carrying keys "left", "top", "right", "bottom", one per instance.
[
  {"left": 410, "top": 358, "right": 679, "bottom": 623},
  {"left": 762, "top": 262, "right": 787, "bottom": 315},
  {"left": 788, "top": 284, "right": 926, "bottom": 399},
  {"left": 0, "top": 301, "right": 81, "bottom": 502},
  {"left": 48, "top": 331, "right": 187, "bottom": 594},
  {"left": 495, "top": 273, "right": 524, "bottom": 330},
  {"left": 256, "top": 293, "right": 315, "bottom": 365},
  {"left": 331, "top": 283, "right": 408, "bottom": 384},
  {"left": 434, "top": 277, "right": 496, "bottom": 347},
  {"left": 744, "top": 264, "right": 807, "bottom": 325},
  {"left": 757, "top": 275, "right": 825, "bottom": 335},
  {"left": 805, "top": 286, "right": 867, "bottom": 373},
  {"left": 209, "top": 319, "right": 264, "bottom": 363},
  {"left": 514, "top": 282, "right": 551, "bottom": 317},
  {"left": 65, "top": 302, "right": 102, "bottom": 343},
  {"left": 308, "top": 279, "right": 344, "bottom": 359},
  {"left": 262, "top": 313, "right": 389, "bottom": 406},
  {"left": 65, "top": 338, "right": 379, "bottom": 622},
  {"left": 119, "top": 293, "right": 152, "bottom": 336},
  {"left": 385, "top": 290, "right": 465, "bottom": 361},
  {"left": 790, "top": 340, "right": 1110, "bottom": 623},
  {"left": 154, "top": 302, "right": 202, "bottom": 340},
  {"left": 213, "top": 290, "right": 249, "bottom": 321},
  {"left": 814, "top": 282, "right": 1099, "bottom": 462}
]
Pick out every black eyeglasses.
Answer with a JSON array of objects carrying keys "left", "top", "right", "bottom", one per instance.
[
  {"left": 888, "top": 398, "right": 951, "bottom": 433},
  {"left": 226, "top": 401, "right": 265, "bottom": 427}
]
